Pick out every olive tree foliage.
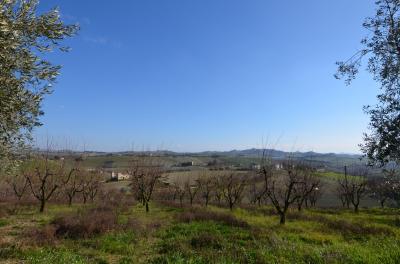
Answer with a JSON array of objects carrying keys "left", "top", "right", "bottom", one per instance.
[
  {"left": 336, "top": 0, "right": 400, "bottom": 165},
  {"left": 0, "top": 0, "right": 78, "bottom": 168}
]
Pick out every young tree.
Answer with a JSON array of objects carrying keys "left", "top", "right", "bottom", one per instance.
[
  {"left": 6, "top": 168, "right": 28, "bottom": 201},
  {"left": 174, "top": 184, "right": 186, "bottom": 207},
  {"left": 62, "top": 164, "right": 83, "bottom": 206},
  {"left": 338, "top": 166, "right": 369, "bottom": 213},
  {"left": 337, "top": 166, "right": 352, "bottom": 208},
  {"left": 368, "top": 168, "right": 398, "bottom": 208},
  {"left": 185, "top": 179, "right": 199, "bottom": 206},
  {"left": 307, "top": 185, "right": 322, "bottom": 208},
  {"left": 23, "top": 156, "right": 73, "bottom": 212},
  {"left": 294, "top": 165, "right": 321, "bottom": 211},
  {"left": 0, "top": 0, "right": 78, "bottom": 164},
  {"left": 196, "top": 172, "right": 214, "bottom": 207},
  {"left": 221, "top": 173, "right": 247, "bottom": 211},
  {"left": 336, "top": 0, "right": 400, "bottom": 165},
  {"left": 81, "top": 170, "right": 102, "bottom": 203},
  {"left": 248, "top": 174, "right": 265, "bottom": 206},
  {"left": 128, "top": 156, "right": 163, "bottom": 212},
  {"left": 260, "top": 159, "right": 303, "bottom": 225},
  {"left": 213, "top": 176, "right": 224, "bottom": 205}
]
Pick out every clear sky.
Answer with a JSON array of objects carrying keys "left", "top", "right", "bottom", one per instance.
[{"left": 35, "top": 0, "right": 378, "bottom": 153}]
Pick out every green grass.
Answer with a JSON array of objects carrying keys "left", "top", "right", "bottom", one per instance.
[{"left": 0, "top": 202, "right": 399, "bottom": 263}]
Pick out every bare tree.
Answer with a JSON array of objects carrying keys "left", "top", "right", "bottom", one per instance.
[
  {"left": 128, "top": 156, "right": 163, "bottom": 212},
  {"left": 248, "top": 174, "right": 265, "bottom": 206},
  {"left": 6, "top": 172, "right": 28, "bottom": 202},
  {"left": 369, "top": 168, "right": 398, "bottom": 208},
  {"left": 23, "top": 156, "right": 72, "bottom": 212},
  {"left": 337, "top": 165, "right": 355, "bottom": 209},
  {"left": 307, "top": 185, "right": 323, "bottom": 207},
  {"left": 82, "top": 170, "right": 102, "bottom": 203},
  {"left": 196, "top": 172, "right": 214, "bottom": 207},
  {"left": 294, "top": 165, "right": 321, "bottom": 211},
  {"left": 337, "top": 165, "right": 369, "bottom": 213},
  {"left": 62, "top": 161, "right": 83, "bottom": 206},
  {"left": 213, "top": 176, "right": 224, "bottom": 205},
  {"left": 185, "top": 179, "right": 199, "bottom": 206},
  {"left": 348, "top": 166, "right": 369, "bottom": 213},
  {"left": 221, "top": 173, "right": 247, "bottom": 211},
  {"left": 260, "top": 157, "right": 304, "bottom": 224},
  {"left": 175, "top": 184, "right": 186, "bottom": 207}
]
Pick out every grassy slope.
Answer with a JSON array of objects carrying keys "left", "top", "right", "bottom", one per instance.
[{"left": 1, "top": 203, "right": 399, "bottom": 264}]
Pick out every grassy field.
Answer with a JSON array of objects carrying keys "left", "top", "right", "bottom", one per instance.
[{"left": 1, "top": 201, "right": 399, "bottom": 264}]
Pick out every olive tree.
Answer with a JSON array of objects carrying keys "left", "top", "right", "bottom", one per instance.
[
  {"left": 336, "top": 0, "right": 400, "bottom": 165},
  {"left": 0, "top": 0, "right": 78, "bottom": 168}
]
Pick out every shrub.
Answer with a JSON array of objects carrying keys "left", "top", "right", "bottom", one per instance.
[
  {"left": 96, "top": 190, "right": 134, "bottom": 214},
  {"left": 190, "top": 232, "right": 222, "bottom": 249},
  {"left": 326, "top": 219, "right": 394, "bottom": 236},
  {"left": 27, "top": 225, "right": 57, "bottom": 246},
  {"left": 51, "top": 206, "right": 118, "bottom": 239},
  {"left": 177, "top": 208, "right": 249, "bottom": 228}
]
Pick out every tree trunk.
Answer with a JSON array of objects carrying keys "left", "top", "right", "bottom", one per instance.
[
  {"left": 39, "top": 199, "right": 45, "bottom": 213},
  {"left": 354, "top": 204, "right": 359, "bottom": 213},
  {"left": 145, "top": 202, "right": 149, "bottom": 212},
  {"left": 297, "top": 201, "right": 303, "bottom": 211},
  {"left": 68, "top": 196, "right": 73, "bottom": 206},
  {"left": 279, "top": 212, "right": 286, "bottom": 225},
  {"left": 380, "top": 199, "right": 385, "bottom": 208}
]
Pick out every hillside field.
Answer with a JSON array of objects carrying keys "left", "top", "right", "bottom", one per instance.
[{"left": 0, "top": 201, "right": 399, "bottom": 264}]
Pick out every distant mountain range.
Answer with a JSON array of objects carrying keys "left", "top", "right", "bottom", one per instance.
[
  {"left": 192, "top": 148, "right": 361, "bottom": 159},
  {"left": 37, "top": 147, "right": 361, "bottom": 160}
]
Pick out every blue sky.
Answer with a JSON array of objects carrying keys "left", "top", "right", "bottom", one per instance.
[{"left": 35, "top": 0, "right": 378, "bottom": 153}]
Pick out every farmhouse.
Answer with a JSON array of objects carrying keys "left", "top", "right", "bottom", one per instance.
[{"left": 111, "top": 172, "right": 130, "bottom": 181}]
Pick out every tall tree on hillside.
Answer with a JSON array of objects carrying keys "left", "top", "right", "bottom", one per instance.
[
  {"left": 0, "top": 0, "right": 78, "bottom": 169},
  {"left": 336, "top": 0, "right": 400, "bottom": 165}
]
